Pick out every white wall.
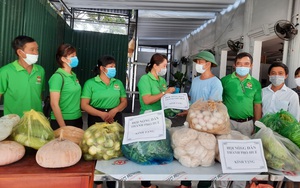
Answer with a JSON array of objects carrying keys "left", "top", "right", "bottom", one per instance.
[{"left": 174, "top": 0, "right": 300, "bottom": 88}]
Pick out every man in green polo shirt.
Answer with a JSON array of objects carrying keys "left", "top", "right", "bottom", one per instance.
[
  {"left": 221, "top": 52, "right": 262, "bottom": 136},
  {"left": 0, "top": 36, "right": 45, "bottom": 117}
]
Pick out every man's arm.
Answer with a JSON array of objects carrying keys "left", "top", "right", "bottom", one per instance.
[{"left": 253, "top": 103, "right": 262, "bottom": 121}]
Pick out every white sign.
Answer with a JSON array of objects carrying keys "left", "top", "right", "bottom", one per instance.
[
  {"left": 122, "top": 110, "right": 166, "bottom": 144},
  {"left": 218, "top": 139, "right": 268, "bottom": 173},
  {"left": 161, "top": 93, "right": 189, "bottom": 110}
]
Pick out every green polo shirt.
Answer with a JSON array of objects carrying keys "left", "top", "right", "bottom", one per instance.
[
  {"left": 81, "top": 76, "right": 126, "bottom": 109},
  {"left": 221, "top": 72, "right": 262, "bottom": 119},
  {"left": 0, "top": 60, "right": 45, "bottom": 117},
  {"left": 49, "top": 68, "right": 82, "bottom": 120},
  {"left": 138, "top": 72, "right": 167, "bottom": 114}
]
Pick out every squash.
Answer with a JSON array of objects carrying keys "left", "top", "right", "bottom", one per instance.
[
  {"left": 36, "top": 132, "right": 82, "bottom": 168},
  {"left": 0, "top": 140, "right": 25, "bottom": 166},
  {"left": 53, "top": 126, "right": 84, "bottom": 145},
  {"left": 0, "top": 114, "right": 20, "bottom": 141}
]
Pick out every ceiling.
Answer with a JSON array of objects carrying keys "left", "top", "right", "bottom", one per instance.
[{"left": 51, "top": 0, "right": 237, "bottom": 46}]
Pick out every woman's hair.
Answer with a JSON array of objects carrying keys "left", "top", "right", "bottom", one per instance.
[
  {"left": 145, "top": 53, "right": 167, "bottom": 73},
  {"left": 56, "top": 44, "right": 76, "bottom": 68},
  {"left": 295, "top": 67, "right": 300, "bottom": 77},
  {"left": 11, "top": 35, "right": 35, "bottom": 55},
  {"left": 94, "top": 55, "right": 116, "bottom": 75}
]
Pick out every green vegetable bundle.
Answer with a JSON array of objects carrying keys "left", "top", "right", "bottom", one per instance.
[
  {"left": 254, "top": 121, "right": 300, "bottom": 172},
  {"left": 260, "top": 110, "right": 300, "bottom": 148},
  {"left": 11, "top": 109, "right": 54, "bottom": 149},
  {"left": 121, "top": 130, "right": 173, "bottom": 165},
  {"left": 80, "top": 122, "right": 124, "bottom": 160}
]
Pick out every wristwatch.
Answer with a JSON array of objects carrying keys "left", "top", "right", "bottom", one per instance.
[{"left": 162, "top": 92, "right": 165, "bottom": 95}]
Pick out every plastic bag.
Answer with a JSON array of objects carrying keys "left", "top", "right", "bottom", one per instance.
[
  {"left": 260, "top": 110, "right": 300, "bottom": 148},
  {"left": 121, "top": 130, "right": 173, "bottom": 165},
  {"left": 187, "top": 100, "right": 230, "bottom": 134},
  {"left": 249, "top": 182, "right": 273, "bottom": 188},
  {"left": 254, "top": 121, "right": 300, "bottom": 172},
  {"left": 164, "top": 109, "right": 181, "bottom": 118},
  {"left": 11, "top": 109, "right": 54, "bottom": 149},
  {"left": 170, "top": 126, "right": 216, "bottom": 167},
  {"left": 80, "top": 122, "right": 124, "bottom": 160}
]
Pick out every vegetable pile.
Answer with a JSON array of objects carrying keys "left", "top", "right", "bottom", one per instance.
[
  {"left": 80, "top": 122, "right": 123, "bottom": 160},
  {"left": 187, "top": 100, "right": 230, "bottom": 135},
  {"left": 170, "top": 127, "right": 216, "bottom": 167},
  {"left": 260, "top": 110, "right": 300, "bottom": 148},
  {"left": 122, "top": 130, "right": 173, "bottom": 165},
  {"left": 0, "top": 114, "right": 20, "bottom": 141},
  {"left": 11, "top": 110, "right": 55, "bottom": 149},
  {"left": 254, "top": 121, "right": 300, "bottom": 172}
]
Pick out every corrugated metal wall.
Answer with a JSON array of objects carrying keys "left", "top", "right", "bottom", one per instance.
[
  {"left": 0, "top": 0, "right": 128, "bottom": 98},
  {"left": 67, "top": 31, "right": 128, "bottom": 85}
]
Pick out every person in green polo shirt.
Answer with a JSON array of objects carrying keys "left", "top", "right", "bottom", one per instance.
[
  {"left": 81, "top": 55, "right": 127, "bottom": 126},
  {"left": 48, "top": 44, "right": 82, "bottom": 130},
  {"left": 138, "top": 53, "right": 176, "bottom": 115},
  {"left": 137, "top": 53, "right": 175, "bottom": 188},
  {"left": 0, "top": 35, "right": 45, "bottom": 117},
  {"left": 221, "top": 52, "right": 262, "bottom": 137},
  {"left": 81, "top": 55, "right": 127, "bottom": 188}
]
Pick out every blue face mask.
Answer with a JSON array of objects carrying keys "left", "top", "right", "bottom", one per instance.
[
  {"left": 235, "top": 67, "right": 250, "bottom": 76},
  {"left": 68, "top": 56, "right": 79, "bottom": 68},
  {"left": 105, "top": 67, "right": 116, "bottom": 78}
]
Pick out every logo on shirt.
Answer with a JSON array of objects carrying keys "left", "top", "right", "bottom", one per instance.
[
  {"left": 114, "top": 84, "right": 120, "bottom": 90},
  {"left": 246, "top": 82, "right": 252, "bottom": 89},
  {"left": 162, "top": 84, "right": 167, "bottom": 89},
  {"left": 36, "top": 76, "right": 41, "bottom": 84},
  {"left": 76, "top": 79, "right": 79, "bottom": 84}
]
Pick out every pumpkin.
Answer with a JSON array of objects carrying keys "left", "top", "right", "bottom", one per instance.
[
  {"left": 0, "top": 141, "right": 25, "bottom": 166},
  {"left": 36, "top": 132, "right": 82, "bottom": 168},
  {"left": 53, "top": 126, "right": 84, "bottom": 145},
  {"left": 0, "top": 114, "right": 20, "bottom": 141}
]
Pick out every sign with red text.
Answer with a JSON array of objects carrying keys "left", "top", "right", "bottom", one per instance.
[{"left": 218, "top": 139, "right": 268, "bottom": 173}]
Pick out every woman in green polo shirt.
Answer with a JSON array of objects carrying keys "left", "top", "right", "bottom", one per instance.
[
  {"left": 48, "top": 44, "right": 83, "bottom": 130},
  {"left": 81, "top": 55, "right": 127, "bottom": 188},
  {"left": 81, "top": 55, "right": 127, "bottom": 127},
  {"left": 137, "top": 53, "right": 175, "bottom": 188}
]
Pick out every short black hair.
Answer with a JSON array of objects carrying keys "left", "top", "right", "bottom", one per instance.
[
  {"left": 234, "top": 52, "right": 253, "bottom": 64},
  {"left": 295, "top": 67, "right": 300, "bottom": 77},
  {"left": 268, "top": 62, "right": 289, "bottom": 75},
  {"left": 94, "top": 55, "right": 116, "bottom": 75},
  {"left": 11, "top": 35, "right": 35, "bottom": 55}
]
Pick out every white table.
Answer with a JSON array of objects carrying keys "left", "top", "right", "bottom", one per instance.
[{"left": 94, "top": 157, "right": 268, "bottom": 182}]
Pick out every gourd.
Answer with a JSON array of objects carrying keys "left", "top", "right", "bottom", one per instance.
[
  {"left": 0, "top": 114, "right": 20, "bottom": 141},
  {"left": 36, "top": 132, "right": 82, "bottom": 168},
  {"left": 0, "top": 141, "right": 25, "bottom": 166},
  {"left": 54, "top": 126, "right": 84, "bottom": 145}
]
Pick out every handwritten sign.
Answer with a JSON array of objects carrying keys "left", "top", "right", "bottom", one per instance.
[
  {"left": 161, "top": 93, "right": 189, "bottom": 110},
  {"left": 218, "top": 139, "right": 268, "bottom": 173},
  {"left": 122, "top": 110, "right": 166, "bottom": 144}
]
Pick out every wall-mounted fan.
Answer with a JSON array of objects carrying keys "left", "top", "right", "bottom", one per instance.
[
  {"left": 227, "top": 39, "right": 243, "bottom": 52},
  {"left": 274, "top": 20, "right": 298, "bottom": 41}
]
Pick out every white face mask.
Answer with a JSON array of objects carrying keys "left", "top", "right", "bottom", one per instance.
[
  {"left": 295, "top": 77, "right": 300, "bottom": 87},
  {"left": 269, "top": 75, "right": 285, "bottom": 86},
  {"left": 157, "top": 68, "right": 167, "bottom": 76},
  {"left": 22, "top": 51, "right": 38, "bottom": 65},
  {"left": 195, "top": 64, "right": 206, "bottom": 74}
]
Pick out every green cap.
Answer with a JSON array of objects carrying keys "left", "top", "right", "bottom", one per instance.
[{"left": 193, "top": 51, "right": 218, "bottom": 67}]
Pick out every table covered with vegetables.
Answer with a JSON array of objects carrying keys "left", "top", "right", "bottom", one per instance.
[{"left": 1, "top": 100, "right": 300, "bottom": 186}]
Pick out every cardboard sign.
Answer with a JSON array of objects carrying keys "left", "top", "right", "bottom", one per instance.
[
  {"left": 122, "top": 110, "right": 166, "bottom": 144},
  {"left": 218, "top": 139, "right": 268, "bottom": 173},
  {"left": 161, "top": 93, "right": 189, "bottom": 110}
]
